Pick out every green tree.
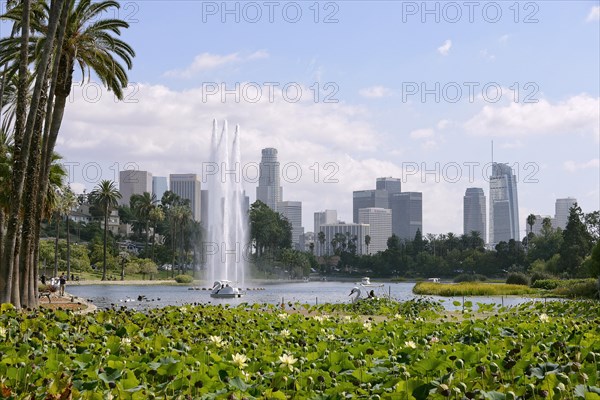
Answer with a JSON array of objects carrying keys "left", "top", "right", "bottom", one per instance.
[
  {"left": 558, "top": 203, "right": 592, "bottom": 276},
  {"left": 527, "top": 214, "right": 537, "bottom": 235},
  {"left": 89, "top": 180, "right": 121, "bottom": 281},
  {"left": 365, "top": 234, "right": 371, "bottom": 255}
]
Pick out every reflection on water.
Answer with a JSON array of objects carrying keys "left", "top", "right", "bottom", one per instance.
[{"left": 66, "top": 281, "right": 544, "bottom": 312}]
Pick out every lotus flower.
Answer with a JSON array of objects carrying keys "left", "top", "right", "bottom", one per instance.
[
  {"left": 209, "top": 335, "right": 227, "bottom": 348},
  {"left": 232, "top": 353, "right": 248, "bottom": 369},
  {"left": 279, "top": 353, "right": 298, "bottom": 371},
  {"left": 539, "top": 313, "right": 549, "bottom": 323},
  {"left": 280, "top": 329, "right": 291, "bottom": 338},
  {"left": 405, "top": 340, "right": 417, "bottom": 349}
]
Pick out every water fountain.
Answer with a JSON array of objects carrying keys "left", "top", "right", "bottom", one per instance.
[{"left": 205, "top": 120, "right": 249, "bottom": 297}]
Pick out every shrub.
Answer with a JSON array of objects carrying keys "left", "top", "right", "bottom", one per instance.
[
  {"left": 453, "top": 273, "right": 487, "bottom": 283},
  {"left": 531, "top": 279, "right": 560, "bottom": 290},
  {"left": 530, "top": 271, "right": 554, "bottom": 286},
  {"left": 506, "top": 272, "right": 529, "bottom": 286},
  {"left": 174, "top": 274, "right": 193, "bottom": 284},
  {"left": 551, "top": 279, "right": 599, "bottom": 299}
]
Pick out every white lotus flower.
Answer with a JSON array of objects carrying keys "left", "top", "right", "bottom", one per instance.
[
  {"left": 0, "top": 327, "right": 6, "bottom": 338},
  {"left": 280, "top": 329, "right": 291, "bottom": 338},
  {"left": 209, "top": 335, "right": 227, "bottom": 347},
  {"left": 278, "top": 313, "right": 288, "bottom": 320},
  {"left": 231, "top": 353, "right": 248, "bottom": 369},
  {"left": 405, "top": 340, "right": 417, "bottom": 349},
  {"left": 121, "top": 337, "right": 131, "bottom": 346},
  {"left": 539, "top": 313, "right": 550, "bottom": 323},
  {"left": 279, "top": 353, "right": 298, "bottom": 371},
  {"left": 363, "top": 322, "right": 372, "bottom": 331}
]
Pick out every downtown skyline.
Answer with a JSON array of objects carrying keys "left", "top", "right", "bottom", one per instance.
[{"left": 18, "top": 1, "right": 598, "bottom": 236}]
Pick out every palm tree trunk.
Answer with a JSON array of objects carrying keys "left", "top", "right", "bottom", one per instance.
[
  {"left": 0, "top": 0, "right": 30, "bottom": 306},
  {"left": 1, "top": 0, "right": 64, "bottom": 306},
  {"left": 151, "top": 222, "right": 157, "bottom": 262},
  {"left": 66, "top": 214, "right": 71, "bottom": 280},
  {"left": 54, "top": 215, "right": 59, "bottom": 277},
  {"left": 102, "top": 207, "right": 108, "bottom": 280}
]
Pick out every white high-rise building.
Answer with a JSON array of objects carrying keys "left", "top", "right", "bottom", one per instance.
[
  {"left": 489, "top": 163, "right": 520, "bottom": 245},
  {"left": 320, "top": 223, "right": 370, "bottom": 256},
  {"left": 256, "top": 148, "right": 283, "bottom": 211},
  {"left": 554, "top": 198, "right": 577, "bottom": 230},
  {"left": 314, "top": 210, "right": 338, "bottom": 256},
  {"left": 119, "top": 170, "right": 152, "bottom": 206},
  {"left": 278, "top": 201, "right": 303, "bottom": 250},
  {"left": 169, "top": 174, "right": 202, "bottom": 222},
  {"left": 358, "top": 208, "right": 392, "bottom": 254},
  {"left": 464, "top": 187, "right": 486, "bottom": 243}
]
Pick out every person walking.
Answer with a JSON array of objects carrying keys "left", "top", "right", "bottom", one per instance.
[{"left": 59, "top": 273, "right": 66, "bottom": 296}]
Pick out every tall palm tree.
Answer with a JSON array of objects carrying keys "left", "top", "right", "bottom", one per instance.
[
  {"left": 365, "top": 234, "right": 371, "bottom": 255},
  {"left": 130, "top": 192, "right": 157, "bottom": 254},
  {"left": 527, "top": 214, "right": 537, "bottom": 235},
  {"left": 60, "top": 186, "right": 77, "bottom": 279},
  {"left": 149, "top": 206, "right": 165, "bottom": 262},
  {"left": 317, "top": 231, "right": 325, "bottom": 255},
  {"left": 90, "top": 180, "right": 121, "bottom": 280},
  {"left": 1, "top": 0, "right": 134, "bottom": 306}
]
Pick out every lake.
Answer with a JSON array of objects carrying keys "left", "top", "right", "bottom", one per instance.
[{"left": 66, "top": 281, "right": 545, "bottom": 311}]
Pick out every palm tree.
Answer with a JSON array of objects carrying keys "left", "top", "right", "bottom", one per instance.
[
  {"left": 130, "top": 192, "right": 157, "bottom": 254},
  {"left": 0, "top": 0, "right": 134, "bottom": 306},
  {"left": 149, "top": 206, "right": 165, "bottom": 261},
  {"left": 364, "top": 234, "right": 371, "bottom": 255},
  {"left": 318, "top": 231, "right": 325, "bottom": 255},
  {"left": 527, "top": 214, "right": 537, "bottom": 235},
  {"left": 90, "top": 180, "right": 121, "bottom": 280},
  {"left": 60, "top": 186, "right": 77, "bottom": 279}
]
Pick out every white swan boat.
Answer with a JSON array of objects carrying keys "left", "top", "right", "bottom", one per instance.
[{"left": 210, "top": 280, "right": 244, "bottom": 298}]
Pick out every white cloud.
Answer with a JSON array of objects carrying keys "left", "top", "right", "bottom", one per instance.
[
  {"left": 437, "top": 40, "right": 452, "bottom": 56},
  {"left": 480, "top": 49, "right": 496, "bottom": 62},
  {"left": 586, "top": 6, "right": 600, "bottom": 21},
  {"left": 564, "top": 159, "right": 599, "bottom": 172},
  {"left": 498, "top": 34, "right": 510, "bottom": 44},
  {"left": 56, "top": 82, "right": 384, "bottom": 228},
  {"left": 410, "top": 128, "right": 434, "bottom": 139},
  {"left": 436, "top": 119, "right": 450, "bottom": 130},
  {"left": 359, "top": 86, "right": 392, "bottom": 98},
  {"left": 164, "top": 51, "right": 269, "bottom": 78},
  {"left": 464, "top": 94, "right": 600, "bottom": 139}
]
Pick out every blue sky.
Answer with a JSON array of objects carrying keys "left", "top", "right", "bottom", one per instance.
[{"left": 29, "top": 0, "right": 600, "bottom": 236}]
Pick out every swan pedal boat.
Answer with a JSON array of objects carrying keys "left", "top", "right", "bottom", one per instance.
[{"left": 210, "top": 280, "right": 245, "bottom": 298}]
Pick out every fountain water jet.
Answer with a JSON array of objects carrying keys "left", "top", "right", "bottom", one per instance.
[{"left": 205, "top": 120, "right": 249, "bottom": 295}]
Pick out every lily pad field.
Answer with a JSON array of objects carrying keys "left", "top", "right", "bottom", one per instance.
[{"left": 0, "top": 299, "right": 599, "bottom": 399}]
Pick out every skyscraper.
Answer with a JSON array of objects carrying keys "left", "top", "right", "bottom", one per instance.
[
  {"left": 256, "top": 148, "right": 282, "bottom": 211},
  {"left": 152, "top": 176, "right": 168, "bottom": 202},
  {"left": 320, "top": 223, "right": 370, "bottom": 256},
  {"left": 119, "top": 170, "right": 152, "bottom": 206},
  {"left": 554, "top": 197, "right": 577, "bottom": 230},
  {"left": 389, "top": 192, "right": 423, "bottom": 240},
  {"left": 278, "top": 201, "right": 303, "bottom": 250},
  {"left": 463, "top": 187, "right": 486, "bottom": 242},
  {"left": 314, "top": 210, "right": 338, "bottom": 256},
  {"left": 376, "top": 177, "right": 401, "bottom": 193},
  {"left": 170, "top": 174, "right": 202, "bottom": 222},
  {"left": 358, "top": 208, "right": 392, "bottom": 254},
  {"left": 489, "top": 163, "right": 520, "bottom": 245},
  {"left": 352, "top": 190, "right": 389, "bottom": 223}
]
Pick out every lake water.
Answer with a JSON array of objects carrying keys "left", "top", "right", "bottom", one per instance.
[{"left": 66, "top": 281, "right": 544, "bottom": 312}]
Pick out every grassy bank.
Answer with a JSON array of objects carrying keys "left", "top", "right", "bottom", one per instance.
[{"left": 413, "top": 281, "right": 538, "bottom": 296}]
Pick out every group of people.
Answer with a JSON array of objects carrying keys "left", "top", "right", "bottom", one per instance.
[{"left": 40, "top": 273, "right": 67, "bottom": 296}]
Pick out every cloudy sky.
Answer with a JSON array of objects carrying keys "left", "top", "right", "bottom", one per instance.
[{"left": 32, "top": 1, "right": 600, "bottom": 237}]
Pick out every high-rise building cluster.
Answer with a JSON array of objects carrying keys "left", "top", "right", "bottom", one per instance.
[{"left": 113, "top": 151, "right": 578, "bottom": 257}]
